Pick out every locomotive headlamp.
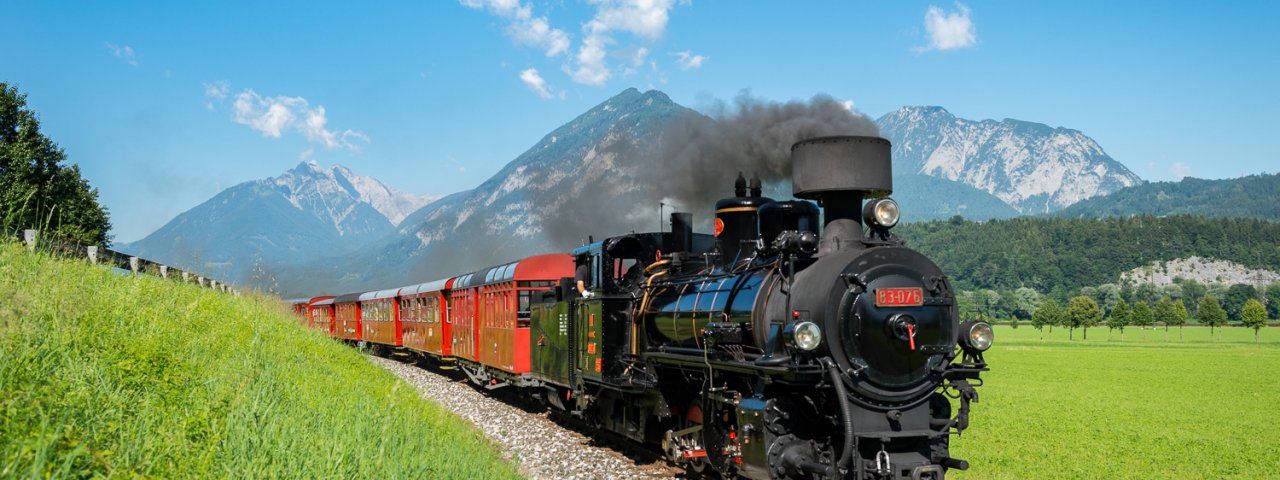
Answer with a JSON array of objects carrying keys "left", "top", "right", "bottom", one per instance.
[
  {"left": 959, "top": 320, "right": 994, "bottom": 352},
  {"left": 785, "top": 321, "right": 823, "bottom": 351},
  {"left": 863, "top": 197, "right": 900, "bottom": 229}
]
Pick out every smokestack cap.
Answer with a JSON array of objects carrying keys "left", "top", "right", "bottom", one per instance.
[{"left": 791, "top": 136, "right": 893, "bottom": 200}]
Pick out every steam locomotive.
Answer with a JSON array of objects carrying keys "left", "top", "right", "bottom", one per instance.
[{"left": 289, "top": 136, "right": 991, "bottom": 479}]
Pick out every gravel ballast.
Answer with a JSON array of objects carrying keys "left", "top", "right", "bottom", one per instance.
[{"left": 369, "top": 356, "right": 681, "bottom": 479}]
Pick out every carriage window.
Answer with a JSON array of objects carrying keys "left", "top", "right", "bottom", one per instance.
[{"left": 518, "top": 291, "right": 530, "bottom": 315}]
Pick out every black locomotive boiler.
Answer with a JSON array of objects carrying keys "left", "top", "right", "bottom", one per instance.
[{"left": 527, "top": 135, "right": 991, "bottom": 479}]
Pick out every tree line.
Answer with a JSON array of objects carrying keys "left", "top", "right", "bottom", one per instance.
[
  {"left": 898, "top": 215, "right": 1280, "bottom": 295},
  {"left": 957, "top": 278, "right": 1278, "bottom": 342}
]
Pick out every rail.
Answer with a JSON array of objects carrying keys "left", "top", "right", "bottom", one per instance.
[{"left": 2, "top": 227, "right": 238, "bottom": 295}]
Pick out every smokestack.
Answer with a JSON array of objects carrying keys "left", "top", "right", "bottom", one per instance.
[
  {"left": 670, "top": 212, "right": 693, "bottom": 253},
  {"left": 790, "top": 136, "right": 893, "bottom": 255}
]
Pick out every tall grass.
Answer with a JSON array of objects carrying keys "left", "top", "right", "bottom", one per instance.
[{"left": 0, "top": 240, "right": 520, "bottom": 479}]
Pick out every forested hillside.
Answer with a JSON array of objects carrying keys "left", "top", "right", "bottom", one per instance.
[
  {"left": 897, "top": 215, "right": 1280, "bottom": 295},
  {"left": 1051, "top": 173, "right": 1280, "bottom": 220}
]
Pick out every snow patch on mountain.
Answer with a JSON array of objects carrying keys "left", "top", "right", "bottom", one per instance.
[
  {"left": 272, "top": 161, "right": 435, "bottom": 227},
  {"left": 878, "top": 106, "right": 1142, "bottom": 213}
]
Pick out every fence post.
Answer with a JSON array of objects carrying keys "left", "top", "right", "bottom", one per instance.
[
  {"left": 182, "top": 271, "right": 190, "bottom": 282},
  {"left": 159, "top": 265, "right": 169, "bottom": 279},
  {"left": 23, "top": 229, "right": 37, "bottom": 251},
  {"left": 128, "top": 257, "right": 140, "bottom": 274},
  {"left": 87, "top": 246, "right": 98, "bottom": 264}
]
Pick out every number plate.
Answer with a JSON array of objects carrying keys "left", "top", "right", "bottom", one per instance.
[{"left": 875, "top": 287, "right": 923, "bottom": 307}]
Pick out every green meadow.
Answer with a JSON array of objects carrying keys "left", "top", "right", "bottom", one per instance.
[
  {"left": 952, "top": 324, "right": 1280, "bottom": 479},
  {"left": 0, "top": 242, "right": 520, "bottom": 479}
]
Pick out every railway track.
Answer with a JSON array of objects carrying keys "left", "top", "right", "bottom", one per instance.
[{"left": 369, "top": 354, "right": 684, "bottom": 479}]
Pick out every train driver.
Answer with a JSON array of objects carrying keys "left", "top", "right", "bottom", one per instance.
[{"left": 575, "top": 255, "right": 594, "bottom": 299}]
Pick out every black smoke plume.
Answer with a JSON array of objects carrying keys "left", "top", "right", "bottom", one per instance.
[{"left": 542, "top": 92, "right": 880, "bottom": 248}]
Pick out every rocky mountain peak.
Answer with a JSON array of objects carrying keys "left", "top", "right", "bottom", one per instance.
[
  {"left": 878, "top": 106, "right": 1142, "bottom": 213},
  {"left": 271, "top": 161, "right": 434, "bottom": 226}
]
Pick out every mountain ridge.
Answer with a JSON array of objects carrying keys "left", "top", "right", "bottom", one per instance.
[
  {"left": 878, "top": 105, "right": 1143, "bottom": 213},
  {"left": 127, "top": 89, "right": 1212, "bottom": 296},
  {"left": 1050, "top": 172, "right": 1280, "bottom": 220},
  {"left": 119, "top": 161, "right": 434, "bottom": 286}
]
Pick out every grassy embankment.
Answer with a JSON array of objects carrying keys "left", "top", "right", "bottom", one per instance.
[
  {"left": 952, "top": 324, "right": 1280, "bottom": 479},
  {"left": 0, "top": 241, "right": 520, "bottom": 479}
]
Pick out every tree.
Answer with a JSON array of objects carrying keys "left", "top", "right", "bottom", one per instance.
[
  {"left": 1010, "top": 287, "right": 1043, "bottom": 321},
  {"left": 0, "top": 83, "right": 111, "bottom": 244},
  {"left": 1132, "top": 301, "right": 1153, "bottom": 341},
  {"left": 1106, "top": 299, "right": 1131, "bottom": 340},
  {"left": 1080, "top": 286, "right": 1098, "bottom": 304},
  {"left": 1154, "top": 297, "right": 1176, "bottom": 340},
  {"left": 1172, "top": 299, "right": 1189, "bottom": 341},
  {"left": 1067, "top": 296, "right": 1102, "bottom": 341},
  {"left": 1032, "top": 299, "right": 1065, "bottom": 340},
  {"left": 1096, "top": 284, "right": 1122, "bottom": 314},
  {"left": 1241, "top": 299, "right": 1267, "bottom": 343},
  {"left": 1134, "top": 283, "right": 1161, "bottom": 306},
  {"left": 1176, "top": 278, "right": 1207, "bottom": 310},
  {"left": 1197, "top": 296, "right": 1228, "bottom": 341},
  {"left": 957, "top": 290, "right": 978, "bottom": 320},
  {"left": 975, "top": 289, "right": 1002, "bottom": 319},
  {"left": 1267, "top": 283, "right": 1280, "bottom": 321},
  {"left": 1223, "top": 284, "right": 1259, "bottom": 321}
]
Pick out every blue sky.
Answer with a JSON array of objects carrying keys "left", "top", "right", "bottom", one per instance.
[{"left": 3, "top": 1, "right": 1277, "bottom": 243}]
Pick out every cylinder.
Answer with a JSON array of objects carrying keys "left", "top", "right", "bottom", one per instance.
[
  {"left": 645, "top": 270, "right": 769, "bottom": 347},
  {"left": 715, "top": 173, "right": 773, "bottom": 267}
]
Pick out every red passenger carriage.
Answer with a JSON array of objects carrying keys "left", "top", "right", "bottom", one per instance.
[
  {"left": 360, "top": 288, "right": 402, "bottom": 346},
  {"left": 308, "top": 296, "right": 335, "bottom": 332},
  {"left": 398, "top": 278, "right": 453, "bottom": 357},
  {"left": 332, "top": 292, "right": 364, "bottom": 341},
  {"left": 451, "top": 254, "right": 572, "bottom": 375}
]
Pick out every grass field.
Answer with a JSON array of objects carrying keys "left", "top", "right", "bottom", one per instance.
[
  {"left": 951, "top": 324, "right": 1280, "bottom": 479},
  {"left": 0, "top": 242, "right": 520, "bottom": 479}
]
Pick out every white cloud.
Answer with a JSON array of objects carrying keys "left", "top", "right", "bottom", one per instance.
[
  {"left": 1172, "top": 162, "right": 1191, "bottom": 179},
  {"left": 840, "top": 100, "right": 855, "bottom": 112},
  {"left": 204, "top": 81, "right": 230, "bottom": 100},
  {"left": 461, "top": 0, "right": 570, "bottom": 56},
  {"left": 631, "top": 47, "right": 650, "bottom": 66},
  {"left": 569, "top": 34, "right": 613, "bottom": 85},
  {"left": 519, "top": 68, "right": 554, "bottom": 99},
  {"left": 568, "top": 0, "right": 676, "bottom": 85},
  {"left": 106, "top": 43, "right": 139, "bottom": 66},
  {"left": 920, "top": 3, "right": 977, "bottom": 52},
  {"left": 299, "top": 148, "right": 315, "bottom": 161},
  {"left": 225, "top": 87, "right": 368, "bottom": 151},
  {"left": 673, "top": 50, "right": 705, "bottom": 70},
  {"left": 464, "top": 0, "right": 684, "bottom": 87}
]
